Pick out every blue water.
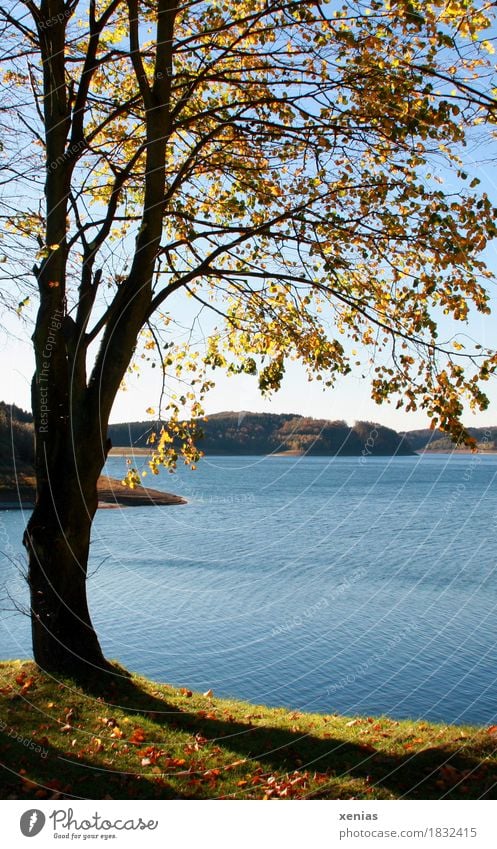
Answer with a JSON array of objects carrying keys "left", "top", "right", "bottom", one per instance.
[{"left": 1, "top": 453, "right": 497, "bottom": 726}]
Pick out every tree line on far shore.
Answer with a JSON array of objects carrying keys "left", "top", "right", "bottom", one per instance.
[{"left": 3, "top": 403, "right": 496, "bottom": 480}]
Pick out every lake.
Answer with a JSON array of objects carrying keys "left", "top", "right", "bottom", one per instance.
[{"left": 1, "top": 453, "right": 497, "bottom": 726}]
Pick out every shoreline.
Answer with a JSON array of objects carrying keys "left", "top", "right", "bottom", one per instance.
[
  {"left": 110, "top": 445, "right": 497, "bottom": 457},
  {"left": 0, "top": 475, "right": 186, "bottom": 510},
  {"left": 416, "top": 449, "right": 497, "bottom": 455}
]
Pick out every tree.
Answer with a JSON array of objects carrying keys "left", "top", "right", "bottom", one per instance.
[{"left": 1, "top": 0, "right": 496, "bottom": 678}]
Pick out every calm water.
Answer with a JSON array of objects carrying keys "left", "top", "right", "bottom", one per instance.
[{"left": 1, "top": 453, "right": 497, "bottom": 726}]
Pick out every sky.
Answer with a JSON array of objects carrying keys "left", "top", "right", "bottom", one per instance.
[
  {"left": 2, "top": 291, "right": 497, "bottom": 432},
  {"left": 2, "top": 4, "right": 497, "bottom": 433},
  {"left": 3, "top": 175, "right": 497, "bottom": 432}
]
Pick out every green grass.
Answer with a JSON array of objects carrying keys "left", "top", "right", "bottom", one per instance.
[{"left": 1, "top": 660, "right": 496, "bottom": 800}]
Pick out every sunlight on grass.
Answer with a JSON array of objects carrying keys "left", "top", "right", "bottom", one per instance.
[{"left": 1, "top": 661, "right": 496, "bottom": 800}]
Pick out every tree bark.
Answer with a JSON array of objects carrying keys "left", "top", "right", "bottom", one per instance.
[
  {"left": 23, "top": 407, "right": 112, "bottom": 678},
  {"left": 24, "top": 499, "right": 108, "bottom": 678}
]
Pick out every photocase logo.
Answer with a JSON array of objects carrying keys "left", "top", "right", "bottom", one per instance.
[{"left": 20, "top": 810, "right": 46, "bottom": 837}]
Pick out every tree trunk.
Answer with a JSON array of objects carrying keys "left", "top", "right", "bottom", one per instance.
[
  {"left": 21, "top": 0, "right": 176, "bottom": 682},
  {"left": 23, "top": 472, "right": 112, "bottom": 679},
  {"left": 23, "top": 387, "right": 112, "bottom": 680}
]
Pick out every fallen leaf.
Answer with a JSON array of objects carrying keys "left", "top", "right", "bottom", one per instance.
[
  {"left": 439, "top": 764, "right": 462, "bottom": 785},
  {"left": 21, "top": 777, "right": 39, "bottom": 790},
  {"left": 194, "top": 733, "right": 207, "bottom": 749},
  {"left": 140, "top": 746, "right": 162, "bottom": 764},
  {"left": 20, "top": 677, "right": 36, "bottom": 695},
  {"left": 204, "top": 768, "right": 221, "bottom": 778},
  {"left": 129, "top": 727, "right": 146, "bottom": 745},
  {"left": 164, "top": 757, "right": 186, "bottom": 768}
]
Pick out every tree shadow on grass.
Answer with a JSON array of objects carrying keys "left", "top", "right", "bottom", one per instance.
[
  {"left": 2, "top": 664, "right": 496, "bottom": 800},
  {"left": 69, "top": 672, "right": 497, "bottom": 800},
  {"left": 0, "top": 737, "right": 189, "bottom": 800}
]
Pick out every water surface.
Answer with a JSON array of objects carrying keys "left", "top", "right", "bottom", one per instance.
[{"left": 1, "top": 453, "right": 496, "bottom": 725}]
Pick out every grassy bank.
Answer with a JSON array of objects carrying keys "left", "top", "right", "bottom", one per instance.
[{"left": 1, "top": 660, "right": 496, "bottom": 800}]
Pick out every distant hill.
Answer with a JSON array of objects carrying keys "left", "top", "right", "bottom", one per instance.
[
  {"left": 108, "top": 411, "right": 414, "bottom": 456},
  {"left": 2, "top": 405, "right": 496, "bottom": 484},
  {"left": 410, "top": 426, "right": 497, "bottom": 452}
]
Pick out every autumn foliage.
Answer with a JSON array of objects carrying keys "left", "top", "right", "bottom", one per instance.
[{"left": 2, "top": 1, "right": 497, "bottom": 458}]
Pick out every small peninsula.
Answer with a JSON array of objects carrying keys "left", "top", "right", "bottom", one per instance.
[
  {"left": 0, "top": 476, "right": 186, "bottom": 510},
  {"left": 0, "top": 402, "right": 185, "bottom": 509}
]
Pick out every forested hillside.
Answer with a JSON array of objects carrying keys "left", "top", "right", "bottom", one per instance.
[
  {"left": 403, "top": 426, "right": 497, "bottom": 452},
  {"left": 3, "top": 405, "right": 496, "bottom": 475},
  {"left": 0, "top": 402, "right": 34, "bottom": 479},
  {"left": 108, "top": 411, "right": 413, "bottom": 456}
]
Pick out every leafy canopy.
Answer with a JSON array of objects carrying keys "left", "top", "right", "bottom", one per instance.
[{"left": 1, "top": 0, "right": 497, "bottom": 478}]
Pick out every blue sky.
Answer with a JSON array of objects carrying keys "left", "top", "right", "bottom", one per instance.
[
  {"left": 2, "top": 3, "right": 497, "bottom": 432},
  {"left": 3, "top": 287, "right": 496, "bottom": 430}
]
